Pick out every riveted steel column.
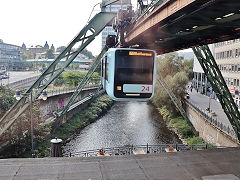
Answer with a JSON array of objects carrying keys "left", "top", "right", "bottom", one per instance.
[
  {"left": 0, "top": 11, "right": 116, "bottom": 138},
  {"left": 52, "top": 48, "right": 107, "bottom": 129},
  {"left": 192, "top": 45, "right": 240, "bottom": 141}
]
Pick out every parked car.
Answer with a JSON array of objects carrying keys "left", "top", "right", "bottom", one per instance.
[{"left": 1, "top": 74, "right": 9, "bottom": 79}]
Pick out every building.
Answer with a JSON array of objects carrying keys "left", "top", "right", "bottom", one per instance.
[
  {"left": 22, "top": 41, "right": 52, "bottom": 54},
  {"left": 74, "top": 53, "right": 94, "bottom": 71},
  {"left": 27, "top": 53, "right": 93, "bottom": 71},
  {"left": 50, "top": 44, "right": 55, "bottom": 52},
  {"left": 214, "top": 39, "right": 240, "bottom": 107},
  {"left": 192, "top": 45, "right": 214, "bottom": 97},
  {"left": 0, "top": 39, "right": 23, "bottom": 70},
  {"left": 101, "top": 0, "right": 132, "bottom": 49}
]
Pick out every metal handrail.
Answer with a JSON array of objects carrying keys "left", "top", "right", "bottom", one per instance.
[
  {"left": 186, "top": 101, "right": 237, "bottom": 139},
  {"left": 45, "top": 85, "right": 100, "bottom": 97},
  {"left": 63, "top": 143, "right": 225, "bottom": 157},
  {"left": 8, "top": 75, "right": 40, "bottom": 88}
]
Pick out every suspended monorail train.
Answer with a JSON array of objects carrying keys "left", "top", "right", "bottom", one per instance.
[{"left": 101, "top": 48, "right": 157, "bottom": 101}]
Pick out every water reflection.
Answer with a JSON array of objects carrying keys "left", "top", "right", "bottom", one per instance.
[{"left": 64, "top": 101, "right": 181, "bottom": 153}]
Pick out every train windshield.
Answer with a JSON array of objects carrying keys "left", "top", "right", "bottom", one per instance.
[{"left": 115, "top": 49, "right": 154, "bottom": 84}]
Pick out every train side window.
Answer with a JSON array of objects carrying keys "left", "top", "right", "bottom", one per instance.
[{"left": 105, "top": 56, "right": 109, "bottom": 81}]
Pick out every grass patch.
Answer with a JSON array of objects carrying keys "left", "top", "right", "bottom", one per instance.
[
  {"left": 158, "top": 106, "right": 204, "bottom": 144},
  {"left": 185, "top": 136, "right": 204, "bottom": 144}
]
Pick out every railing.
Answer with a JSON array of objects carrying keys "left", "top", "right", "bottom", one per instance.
[
  {"left": 8, "top": 75, "right": 40, "bottom": 89},
  {"left": 63, "top": 144, "right": 224, "bottom": 157},
  {"left": 134, "top": 0, "right": 167, "bottom": 23},
  {"left": 7, "top": 77, "right": 101, "bottom": 91},
  {"left": 46, "top": 85, "right": 100, "bottom": 97},
  {"left": 186, "top": 101, "right": 237, "bottom": 139}
]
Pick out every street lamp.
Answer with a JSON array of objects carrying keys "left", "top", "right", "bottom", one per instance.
[
  {"left": 42, "top": 90, "right": 48, "bottom": 101},
  {"left": 207, "top": 94, "right": 211, "bottom": 112},
  {"left": 14, "top": 90, "right": 21, "bottom": 100},
  {"left": 14, "top": 89, "right": 48, "bottom": 157}
]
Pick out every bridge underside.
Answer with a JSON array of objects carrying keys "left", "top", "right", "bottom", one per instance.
[{"left": 125, "top": 0, "right": 240, "bottom": 54}]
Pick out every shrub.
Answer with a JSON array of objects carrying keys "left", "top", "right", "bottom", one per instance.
[
  {"left": 169, "top": 117, "right": 184, "bottom": 127},
  {"left": 88, "top": 106, "right": 102, "bottom": 115},
  {"left": 0, "top": 86, "right": 16, "bottom": 117},
  {"left": 176, "top": 122, "right": 194, "bottom": 138},
  {"left": 158, "top": 106, "right": 196, "bottom": 139},
  {"left": 158, "top": 106, "right": 173, "bottom": 122},
  {"left": 185, "top": 136, "right": 204, "bottom": 144}
]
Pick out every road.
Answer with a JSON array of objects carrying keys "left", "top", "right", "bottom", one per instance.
[
  {"left": 188, "top": 88, "right": 233, "bottom": 130},
  {"left": 0, "top": 71, "right": 40, "bottom": 86}
]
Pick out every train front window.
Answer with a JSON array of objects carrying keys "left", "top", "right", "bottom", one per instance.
[{"left": 115, "top": 50, "right": 154, "bottom": 84}]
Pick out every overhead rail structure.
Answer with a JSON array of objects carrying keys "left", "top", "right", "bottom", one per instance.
[
  {"left": 120, "top": 0, "right": 240, "bottom": 140},
  {"left": 1, "top": 0, "right": 240, "bottom": 142},
  {"left": 124, "top": 0, "right": 240, "bottom": 54},
  {"left": 0, "top": 1, "right": 118, "bottom": 138},
  {"left": 52, "top": 48, "right": 107, "bottom": 128}
]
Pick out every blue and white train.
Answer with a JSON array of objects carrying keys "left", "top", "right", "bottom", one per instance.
[{"left": 101, "top": 48, "right": 157, "bottom": 101}]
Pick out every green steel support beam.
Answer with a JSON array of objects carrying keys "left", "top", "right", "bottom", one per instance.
[
  {"left": 52, "top": 48, "right": 107, "bottom": 128},
  {"left": 0, "top": 11, "right": 116, "bottom": 138},
  {"left": 192, "top": 45, "right": 240, "bottom": 141}
]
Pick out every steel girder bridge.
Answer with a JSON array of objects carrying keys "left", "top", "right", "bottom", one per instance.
[{"left": 0, "top": 0, "right": 240, "bottom": 144}]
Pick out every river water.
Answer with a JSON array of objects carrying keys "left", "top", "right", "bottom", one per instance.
[{"left": 63, "top": 101, "right": 181, "bottom": 153}]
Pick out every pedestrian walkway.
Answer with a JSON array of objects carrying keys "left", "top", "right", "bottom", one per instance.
[
  {"left": 187, "top": 88, "right": 233, "bottom": 130},
  {"left": 0, "top": 148, "right": 239, "bottom": 180}
]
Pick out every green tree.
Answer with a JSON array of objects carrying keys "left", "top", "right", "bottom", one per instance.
[
  {"left": 45, "top": 49, "right": 55, "bottom": 59},
  {"left": 158, "top": 52, "right": 184, "bottom": 78},
  {"left": 0, "top": 86, "right": 16, "bottom": 118},
  {"left": 56, "top": 46, "right": 66, "bottom": 53},
  {"left": 183, "top": 58, "right": 194, "bottom": 80},
  {"left": 22, "top": 52, "right": 35, "bottom": 60},
  {"left": 53, "top": 74, "right": 64, "bottom": 86},
  {"left": 53, "top": 71, "right": 100, "bottom": 87},
  {"left": 81, "top": 48, "right": 95, "bottom": 59},
  {"left": 0, "top": 86, "right": 51, "bottom": 158},
  {"left": 0, "top": 101, "right": 50, "bottom": 158},
  {"left": 151, "top": 52, "right": 189, "bottom": 115},
  {"left": 73, "top": 64, "right": 79, "bottom": 70}
]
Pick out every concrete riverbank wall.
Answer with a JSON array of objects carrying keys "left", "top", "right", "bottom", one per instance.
[
  {"left": 185, "top": 102, "right": 239, "bottom": 147},
  {"left": 39, "top": 87, "right": 98, "bottom": 120}
]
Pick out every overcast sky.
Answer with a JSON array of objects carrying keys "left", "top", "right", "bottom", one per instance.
[
  {"left": 0, "top": 0, "right": 135, "bottom": 56},
  {"left": 0, "top": 0, "right": 191, "bottom": 56}
]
